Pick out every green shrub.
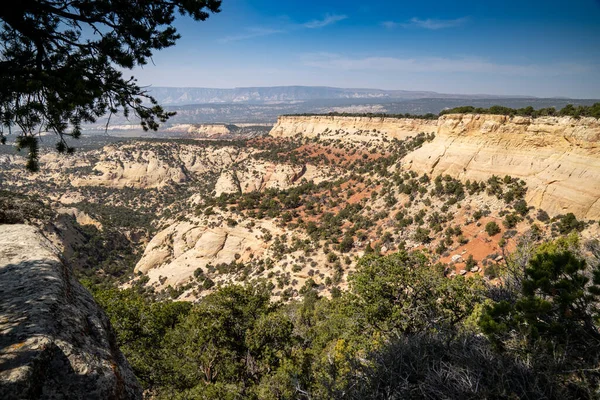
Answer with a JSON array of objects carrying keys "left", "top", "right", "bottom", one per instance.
[{"left": 485, "top": 221, "right": 501, "bottom": 236}]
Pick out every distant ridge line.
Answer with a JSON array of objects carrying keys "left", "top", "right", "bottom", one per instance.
[{"left": 146, "top": 85, "right": 539, "bottom": 106}]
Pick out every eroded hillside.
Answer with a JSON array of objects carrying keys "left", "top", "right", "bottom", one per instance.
[
  {"left": 2, "top": 112, "right": 599, "bottom": 301},
  {"left": 274, "top": 114, "right": 600, "bottom": 219}
]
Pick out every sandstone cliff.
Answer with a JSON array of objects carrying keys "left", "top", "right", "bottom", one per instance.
[
  {"left": 165, "top": 123, "right": 233, "bottom": 137},
  {"left": 165, "top": 123, "right": 272, "bottom": 140},
  {"left": 404, "top": 114, "right": 600, "bottom": 220},
  {"left": 0, "top": 224, "right": 141, "bottom": 399},
  {"left": 271, "top": 114, "right": 600, "bottom": 219},
  {"left": 270, "top": 115, "right": 438, "bottom": 142}
]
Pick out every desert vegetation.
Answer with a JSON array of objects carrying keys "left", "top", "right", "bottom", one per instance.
[
  {"left": 4, "top": 130, "right": 588, "bottom": 301},
  {"left": 439, "top": 103, "right": 600, "bottom": 118},
  {"left": 2, "top": 109, "right": 599, "bottom": 399},
  {"left": 92, "top": 235, "right": 600, "bottom": 399}
]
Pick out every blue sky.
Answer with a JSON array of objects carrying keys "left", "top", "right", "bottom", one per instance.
[{"left": 131, "top": 0, "right": 600, "bottom": 98}]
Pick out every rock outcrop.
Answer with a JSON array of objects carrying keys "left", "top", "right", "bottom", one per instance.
[
  {"left": 166, "top": 123, "right": 233, "bottom": 137},
  {"left": 134, "top": 218, "right": 284, "bottom": 289},
  {"left": 165, "top": 123, "right": 272, "bottom": 140},
  {"left": 404, "top": 114, "right": 600, "bottom": 219},
  {"left": 271, "top": 114, "right": 600, "bottom": 219},
  {"left": 71, "top": 143, "right": 244, "bottom": 189},
  {"left": 0, "top": 224, "right": 141, "bottom": 399},
  {"left": 214, "top": 163, "right": 330, "bottom": 196},
  {"left": 270, "top": 115, "right": 438, "bottom": 141},
  {"left": 57, "top": 207, "right": 103, "bottom": 230}
]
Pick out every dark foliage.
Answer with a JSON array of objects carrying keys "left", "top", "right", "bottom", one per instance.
[
  {"left": 341, "top": 334, "right": 562, "bottom": 399},
  {"left": 0, "top": 0, "right": 221, "bottom": 170},
  {"left": 287, "top": 103, "right": 600, "bottom": 121},
  {"left": 440, "top": 103, "right": 600, "bottom": 119},
  {"left": 0, "top": 190, "right": 51, "bottom": 223}
]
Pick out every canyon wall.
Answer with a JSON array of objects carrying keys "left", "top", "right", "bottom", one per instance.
[
  {"left": 270, "top": 115, "right": 438, "bottom": 141},
  {"left": 405, "top": 114, "right": 600, "bottom": 220},
  {"left": 165, "top": 123, "right": 234, "bottom": 138},
  {"left": 271, "top": 114, "right": 600, "bottom": 219}
]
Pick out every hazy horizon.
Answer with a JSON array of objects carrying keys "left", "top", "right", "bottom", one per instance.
[{"left": 144, "top": 85, "right": 599, "bottom": 100}]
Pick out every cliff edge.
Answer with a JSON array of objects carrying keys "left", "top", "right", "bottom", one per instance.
[
  {"left": 270, "top": 115, "right": 438, "bottom": 141},
  {"left": 271, "top": 114, "right": 600, "bottom": 219},
  {"left": 0, "top": 224, "right": 141, "bottom": 399},
  {"left": 404, "top": 114, "right": 600, "bottom": 219}
]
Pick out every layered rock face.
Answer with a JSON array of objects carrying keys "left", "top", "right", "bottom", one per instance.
[
  {"left": 166, "top": 123, "right": 233, "bottom": 137},
  {"left": 271, "top": 114, "right": 600, "bottom": 220},
  {"left": 0, "top": 225, "right": 141, "bottom": 399},
  {"left": 404, "top": 114, "right": 600, "bottom": 219},
  {"left": 270, "top": 115, "right": 438, "bottom": 141},
  {"left": 164, "top": 123, "right": 272, "bottom": 140}
]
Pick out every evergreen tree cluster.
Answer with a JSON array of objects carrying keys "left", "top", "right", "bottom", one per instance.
[{"left": 92, "top": 237, "right": 600, "bottom": 399}]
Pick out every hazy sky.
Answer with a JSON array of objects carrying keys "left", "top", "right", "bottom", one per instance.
[{"left": 130, "top": 0, "right": 600, "bottom": 98}]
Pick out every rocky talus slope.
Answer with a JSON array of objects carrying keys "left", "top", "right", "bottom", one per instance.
[
  {"left": 0, "top": 225, "right": 141, "bottom": 399},
  {"left": 272, "top": 114, "right": 600, "bottom": 219}
]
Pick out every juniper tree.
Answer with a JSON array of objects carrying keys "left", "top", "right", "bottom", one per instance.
[{"left": 0, "top": 0, "right": 221, "bottom": 170}]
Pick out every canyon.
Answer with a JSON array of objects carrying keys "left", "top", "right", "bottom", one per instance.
[
  {"left": 2, "top": 110, "right": 600, "bottom": 398},
  {"left": 2, "top": 112, "right": 599, "bottom": 301},
  {"left": 273, "top": 114, "right": 600, "bottom": 219}
]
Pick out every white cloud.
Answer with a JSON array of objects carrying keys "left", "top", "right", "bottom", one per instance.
[
  {"left": 302, "top": 53, "right": 590, "bottom": 77},
  {"left": 381, "top": 21, "right": 399, "bottom": 29},
  {"left": 303, "top": 14, "right": 348, "bottom": 29},
  {"left": 219, "top": 27, "right": 284, "bottom": 43},
  {"left": 409, "top": 17, "right": 469, "bottom": 29},
  {"left": 219, "top": 13, "right": 347, "bottom": 43},
  {"left": 384, "top": 17, "right": 469, "bottom": 30}
]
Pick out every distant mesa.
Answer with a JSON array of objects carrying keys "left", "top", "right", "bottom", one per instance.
[{"left": 165, "top": 123, "right": 272, "bottom": 139}]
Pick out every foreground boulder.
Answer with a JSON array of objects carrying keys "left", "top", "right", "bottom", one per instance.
[{"left": 0, "top": 224, "right": 141, "bottom": 399}]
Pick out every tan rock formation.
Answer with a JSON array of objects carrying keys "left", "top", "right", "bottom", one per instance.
[
  {"left": 71, "top": 143, "right": 245, "bottom": 189},
  {"left": 0, "top": 224, "right": 141, "bottom": 399},
  {"left": 214, "top": 162, "right": 330, "bottom": 196},
  {"left": 270, "top": 115, "right": 438, "bottom": 141},
  {"left": 271, "top": 114, "right": 600, "bottom": 219},
  {"left": 403, "top": 114, "right": 600, "bottom": 219},
  {"left": 166, "top": 123, "right": 232, "bottom": 137},
  {"left": 134, "top": 218, "right": 283, "bottom": 288},
  {"left": 57, "top": 207, "right": 103, "bottom": 230}
]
